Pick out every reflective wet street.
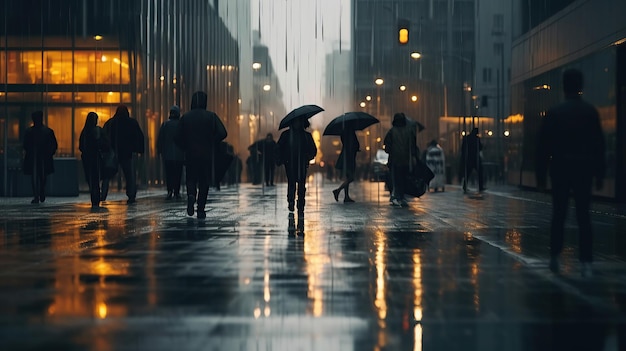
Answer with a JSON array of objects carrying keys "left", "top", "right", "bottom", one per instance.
[{"left": 1, "top": 176, "right": 626, "bottom": 351}]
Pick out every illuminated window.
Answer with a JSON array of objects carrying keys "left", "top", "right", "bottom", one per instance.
[
  {"left": 46, "top": 107, "right": 72, "bottom": 156},
  {"left": 44, "top": 51, "right": 73, "bottom": 84}
]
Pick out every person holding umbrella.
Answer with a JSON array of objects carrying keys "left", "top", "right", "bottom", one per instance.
[
  {"left": 332, "top": 129, "right": 359, "bottom": 203},
  {"left": 276, "top": 118, "right": 317, "bottom": 213},
  {"left": 323, "top": 111, "right": 379, "bottom": 203}
]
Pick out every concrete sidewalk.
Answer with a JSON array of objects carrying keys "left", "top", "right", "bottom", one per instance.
[{"left": 0, "top": 176, "right": 625, "bottom": 350}]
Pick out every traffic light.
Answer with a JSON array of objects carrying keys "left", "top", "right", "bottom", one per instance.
[{"left": 397, "top": 19, "right": 410, "bottom": 45}]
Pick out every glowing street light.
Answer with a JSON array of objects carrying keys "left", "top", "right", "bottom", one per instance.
[
  {"left": 411, "top": 95, "right": 418, "bottom": 102},
  {"left": 410, "top": 52, "right": 422, "bottom": 60},
  {"left": 360, "top": 102, "right": 366, "bottom": 108},
  {"left": 252, "top": 62, "right": 262, "bottom": 70},
  {"left": 375, "top": 78, "right": 384, "bottom": 86},
  {"left": 263, "top": 84, "right": 271, "bottom": 91},
  {"left": 366, "top": 95, "right": 372, "bottom": 101},
  {"left": 399, "top": 85, "right": 407, "bottom": 91}
]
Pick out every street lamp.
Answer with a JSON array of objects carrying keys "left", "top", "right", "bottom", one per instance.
[{"left": 252, "top": 62, "right": 262, "bottom": 70}]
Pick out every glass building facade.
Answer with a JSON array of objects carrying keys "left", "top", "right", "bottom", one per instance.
[{"left": 0, "top": 0, "right": 240, "bottom": 196}]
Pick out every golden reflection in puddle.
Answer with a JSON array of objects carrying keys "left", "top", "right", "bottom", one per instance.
[
  {"left": 97, "top": 302, "right": 108, "bottom": 319},
  {"left": 505, "top": 229, "right": 522, "bottom": 254},
  {"left": 262, "top": 235, "right": 271, "bottom": 317},
  {"left": 374, "top": 230, "right": 387, "bottom": 322},
  {"left": 304, "top": 222, "right": 330, "bottom": 317},
  {"left": 413, "top": 249, "right": 423, "bottom": 351}
]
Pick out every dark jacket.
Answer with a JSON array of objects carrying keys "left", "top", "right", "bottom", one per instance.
[
  {"left": 277, "top": 128, "right": 317, "bottom": 169},
  {"left": 336, "top": 130, "right": 359, "bottom": 171},
  {"left": 384, "top": 116, "right": 417, "bottom": 168},
  {"left": 79, "top": 125, "right": 110, "bottom": 158},
  {"left": 460, "top": 130, "right": 483, "bottom": 168},
  {"left": 103, "top": 107, "right": 145, "bottom": 160},
  {"left": 157, "top": 118, "right": 185, "bottom": 161},
  {"left": 537, "top": 95, "right": 605, "bottom": 183},
  {"left": 175, "top": 92, "right": 228, "bottom": 162},
  {"left": 22, "top": 124, "right": 58, "bottom": 176}
]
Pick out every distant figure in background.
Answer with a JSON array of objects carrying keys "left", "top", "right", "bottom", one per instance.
[
  {"left": 384, "top": 112, "right": 418, "bottom": 207},
  {"left": 332, "top": 129, "right": 359, "bottom": 203},
  {"left": 79, "top": 112, "right": 110, "bottom": 208},
  {"left": 175, "top": 91, "right": 227, "bottom": 219},
  {"left": 102, "top": 105, "right": 145, "bottom": 204},
  {"left": 460, "top": 127, "right": 485, "bottom": 193},
  {"left": 261, "top": 133, "right": 277, "bottom": 186},
  {"left": 157, "top": 105, "right": 185, "bottom": 200},
  {"left": 425, "top": 139, "right": 446, "bottom": 192},
  {"left": 22, "top": 110, "right": 58, "bottom": 204},
  {"left": 277, "top": 118, "right": 317, "bottom": 213},
  {"left": 537, "top": 68, "right": 605, "bottom": 277}
]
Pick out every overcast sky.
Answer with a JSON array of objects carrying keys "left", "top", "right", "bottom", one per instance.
[{"left": 252, "top": 0, "right": 351, "bottom": 113}]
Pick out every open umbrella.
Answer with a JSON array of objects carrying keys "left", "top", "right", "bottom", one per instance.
[
  {"left": 323, "top": 112, "right": 379, "bottom": 135},
  {"left": 279, "top": 104, "right": 324, "bottom": 129}
]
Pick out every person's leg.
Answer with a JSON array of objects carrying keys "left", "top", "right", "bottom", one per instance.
[
  {"left": 296, "top": 166, "right": 307, "bottom": 212},
  {"left": 573, "top": 174, "right": 594, "bottom": 263},
  {"left": 88, "top": 160, "right": 101, "bottom": 206},
  {"left": 173, "top": 160, "right": 184, "bottom": 197},
  {"left": 478, "top": 162, "right": 485, "bottom": 190},
  {"left": 185, "top": 162, "right": 198, "bottom": 216},
  {"left": 196, "top": 162, "right": 210, "bottom": 215},
  {"left": 164, "top": 160, "right": 174, "bottom": 195},
  {"left": 120, "top": 158, "right": 136, "bottom": 202},
  {"left": 285, "top": 166, "right": 296, "bottom": 211},
  {"left": 550, "top": 176, "right": 570, "bottom": 260}
]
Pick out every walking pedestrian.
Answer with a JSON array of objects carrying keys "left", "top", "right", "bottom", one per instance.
[
  {"left": 425, "top": 139, "right": 446, "bottom": 192},
  {"left": 22, "top": 110, "right": 58, "bottom": 204},
  {"left": 175, "top": 91, "right": 227, "bottom": 219},
  {"left": 460, "top": 127, "right": 485, "bottom": 193},
  {"left": 332, "top": 129, "right": 359, "bottom": 203},
  {"left": 537, "top": 68, "right": 606, "bottom": 277},
  {"left": 261, "top": 133, "right": 277, "bottom": 186},
  {"left": 79, "top": 112, "right": 110, "bottom": 209},
  {"left": 157, "top": 105, "right": 185, "bottom": 200},
  {"left": 276, "top": 118, "right": 317, "bottom": 213},
  {"left": 101, "top": 105, "right": 144, "bottom": 204},
  {"left": 383, "top": 112, "right": 418, "bottom": 207}
]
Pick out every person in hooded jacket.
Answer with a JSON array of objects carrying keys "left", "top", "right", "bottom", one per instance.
[
  {"left": 79, "top": 112, "right": 110, "bottom": 209},
  {"left": 157, "top": 105, "right": 185, "bottom": 200},
  {"left": 384, "top": 112, "right": 418, "bottom": 207},
  {"left": 276, "top": 118, "right": 317, "bottom": 213},
  {"left": 175, "top": 91, "right": 227, "bottom": 219},
  {"left": 22, "top": 110, "right": 58, "bottom": 204},
  {"left": 101, "top": 105, "right": 145, "bottom": 204}
]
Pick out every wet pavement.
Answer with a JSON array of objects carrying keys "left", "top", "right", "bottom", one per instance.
[{"left": 1, "top": 174, "right": 626, "bottom": 351}]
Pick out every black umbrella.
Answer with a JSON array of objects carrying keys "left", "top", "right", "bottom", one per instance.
[
  {"left": 278, "top": 104, "right": 324, "bottom": 129},
  {"left": 323, "top": 112, "right": 379, "bottom": 135},
  {"left": 406, "top": 116, "right": 426, "bottom": 132}
]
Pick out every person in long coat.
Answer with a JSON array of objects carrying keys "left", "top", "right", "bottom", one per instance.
[
  {"left": 276, "top": 118, "right": 317, "bottom": 213},
  {"left": 79, "top": 112, "right": 110, "bottom": 208},
  {"left": 157, "top": 105, "right": 185, "bottom": 200},
  {"left": 22, "top": 110, "right": 58, "bottom": 204},
  {"left": 175, "top": 91, "right": 227, "bottom": 219},
  {"left": 102, "top": 105, "right": 145, "bottom": 204},
  {"left": 332, "top": 129, "right": 359, "bottom": 202},
  {"left": 261, "top": 133, "right": 277, "bottom": 186},
  {"left": 459, "top": 127, "right": 485, "bottom": 193},
  {"left": 383, "top": 112, "right": 417, "bottom": 207}
]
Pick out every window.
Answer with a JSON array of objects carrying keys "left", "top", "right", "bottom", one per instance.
[
  {"left": 493, "top": 14, "right": 504, "bottom": 35},
  {"left": 483, "top": 67, "right": 492, "bottom": 83}
]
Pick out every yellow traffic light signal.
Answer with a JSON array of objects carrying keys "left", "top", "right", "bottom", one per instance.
[{"left": 397, "top": 19, "right": 410, "bottom": 45}]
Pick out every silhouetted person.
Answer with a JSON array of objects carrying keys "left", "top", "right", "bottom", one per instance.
[
  {"left": 22, "top": 110, "right": 58, "bottom": 204},
  {"left": 157, "top": 105, "right": 185, "bottom": 200},
  {"left": 425, "top": 139, "right": 446, "bottom": 192},
  {"left": 460, "top": 127, "right": 485, "bottom": 193},
  {"left": 102, "top": 105, "right": 145, "bottom": 204},
  {"left": 79, "top": 112, "right": 110, "bottom": 208},
  {"left": 537, "top": 68, "right": 605, "bottom": 277},
  {"left": 332, "top": 129, "right": 359, "bottom": 203},
  {"left": 277, "top": 118, "right": 317, "bottom": 213},
  {"left": 261, "top": 133, "right": 277, "bottom": 186},
  {"left": 175, "top": 91, "right": 227, "bottom": 219},
  {"left": 384, "top": 112, "right": 418, "bottom": 207}
]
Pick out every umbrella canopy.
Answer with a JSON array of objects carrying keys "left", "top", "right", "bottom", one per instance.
[
  {"left": 323, "top": 112, "right": 379, "bottom": 135},
  {"left": 405, "top": 116, "right": 425, "bottom": 132},
  {"left": 279, "top": 104, "right": 324, "bottom": 130}
]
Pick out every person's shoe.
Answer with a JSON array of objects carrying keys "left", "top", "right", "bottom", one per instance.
[
  {"left": 332, "top": 189, "right": 340, "bottom": 202},
  {"left": 174, "top": 192, "right": 182, "bottom": 200},
  {"left": 187, "top": 195, "right": 195, "bottom": 216},
  {"left": 288, "top": 202, "right": 295, "bottom": 212},
  {"left": 391, "top": 198, "right": 402, "bottom": 207},
  {"left": 344, "top": 197, "right": 355, "bottom": 203},
  {"left": 479, "top": 187, "right": 487, "bottom": 192},
  {"left": 127, "top": 198, "right": 136, "bottom": 205},
  {"left": 30, "top": 198, "right": 39, "bottom": 204},
  {"left": 39, "top": 195, "right": 45, "bottom": 203},
  {"left": 549, "top": 256, "right": 560, "bottom": 274},
  {"left": 166, "top": 191, "right": 173, "bottom": 200},
  {"left": 197, "top": 210, "right": 206, "bottom": 219},
  {"left": 400, "top": 199, "right": 409, "bottom": 207},
  {"left": 463, "top": 185, "right": 468, "bottom": 193},
  {"left": 581, "top": 262, "right": 593, "bottom": 278},
  {"left": 100, "top": 193, "right": 107, "bottom": 201}
]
